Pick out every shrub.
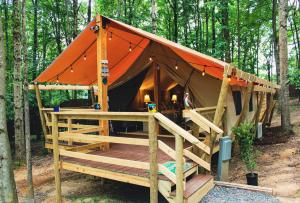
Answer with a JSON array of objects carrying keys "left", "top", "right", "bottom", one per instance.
[{"left": 232, "top": 122, "right": 256, "bottom": 173}]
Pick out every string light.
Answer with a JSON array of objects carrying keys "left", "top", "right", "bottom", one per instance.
[
  {"left": 175, "top": 60, "right": 178, "bottom": 70},
  {"left": 109, "top": 32, "right": 112, "bottom": 40},
  {"left": 56, "top": 76, "right": 59, "bottom": 83},
  {"left": 202, "top": 66, "right": 206, "bottom": 76},
  {"left": 149, "top": 56, "right": 153, "bottom": 61},
  {"left": 84, "top": 54, "right": 87, "bottom": 61},
  {"left": 228, "top": 76, "right": 231, "bottom": 82},
  {"left": 70, "top": 66, "right": 74, "bottom": 73},
  {"left": 129, "top": 42, "right": 132, "bottom": 52}
]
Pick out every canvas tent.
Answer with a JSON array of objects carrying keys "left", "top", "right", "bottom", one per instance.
[
  {"left": 33, "top": 15, "right": 279, "bottom": 132},
  {"left": 34, "top": 16, "right": 250, "bottom": 107}
]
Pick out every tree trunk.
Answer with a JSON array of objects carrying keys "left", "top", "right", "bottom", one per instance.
[
  {"left": 237, "top": 0, "right": 241, "bottom": 67},
  {"left": 32, "top": 0, "right": 38, "bottom": 80},
  {"left": 13, "top": 0, "right": 25, "bottom": 164},
  {"left": 211, "top": 2, "right": 216, "bottom": 54},
  {"left": 204, "top": 0, "right": 209, "bottom": 52},
  {"left": 151, "top": 0, "right": 157, "bottom": 34},
  {"left": 221, "top": 0, "right": 231, "bottom": 62},
  {"left": 272, "top": 0, "right": 280, "bottom": 84},
  {"left": 279, "top": 0, "right": 290, "bottom": 132},
  {"left": 22, "top": 0, "right": 34, "bottom": 200},
  {"left": 0, "top": 17, "right": 19, "bottom": 203},
  {"left": 73, "top": 0, "right": 78, "bottom": 39},
  {"left": 87, "top": 0, "right": 92, "bottom": 22},
  {"left": 173, "top": 0, "right": 178, "bottom": 43}
]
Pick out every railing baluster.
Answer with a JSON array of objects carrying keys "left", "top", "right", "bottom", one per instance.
[
  {"left": 52, "top": 113, "right": 62, "bottom": 203},
  {"left": 148, "top": 115, "right": 158, "bottom": 203},
  {"left": 175, "top": 134, "right": 184, "bottom": 203}
]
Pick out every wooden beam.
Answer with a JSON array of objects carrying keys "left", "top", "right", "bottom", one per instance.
[
  {"left": 148, "top": 115, "right": 158, "bottom": 203},
  {"left": 158, "top": 140, "right": 176, "bottom": 160},
  {"left": 61, "top": 161, "right": 150, "bottom": 187},
  {"left": 154, "top": 113, "right": 210, "bottom": 154},
  {"left": 264, "top": 93, "right": 274, "bottom": 124},
  {"left": 48, "top": 133, "right": 150, "bottom": 146},
  {"left": 153, "top": 62, "right": 160, "bottom": 110},
  {"left": 35, "top": 84, "right": 48, "bottom": 137},
  {"left": 68, "top": 143, "right": 103, "bottom": 152},
  {"left": 252, "top": 92, "right": 264, "bottom": 124},
  {"left": 29, "top": 84, "right": 97, "bottom": 91},
  {"left": 209, "top": 71, "right": 230, "bottom": 156},
  {"left": 59, "top": 149, "right": 150, "bottom": 170},
  {"left": 175, "top": 134, "right": 184, "bottom": 203},
  {"left": 214, "top": 181, "right": 273, "bottom": 194},
  {"left": 97, "top": 15, "right": 109, "bottom": 150},
  {"left": 52, "top": 114, "right": 62, "bottom": 203},
  {"left": 54, "top": 111, "right": 150, "bottom": 122},
  {"left": 183, "top": 149, "right": 210, "bottom": 171}
]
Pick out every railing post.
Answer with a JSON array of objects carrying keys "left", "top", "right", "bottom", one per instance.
[
  {"left": 67, "top": 118, "right": 73, "bottom": 145},
  {"left": 175, "top": 134, "right": 184, "bottom": 203},
  {"left": 52, "top": 113, "right": 62, "bottom": 203},
  {"left": 148, "top": 115, "right": 158, "bottom": 203}
]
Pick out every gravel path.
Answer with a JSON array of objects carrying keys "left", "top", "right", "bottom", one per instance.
[{"left": 201, "top": 186, "right": 281, "bottom": 203}]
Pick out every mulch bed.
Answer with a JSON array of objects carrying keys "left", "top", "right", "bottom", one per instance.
[{"left": 254, "top": 125, "right": 293, "bottom": 145}]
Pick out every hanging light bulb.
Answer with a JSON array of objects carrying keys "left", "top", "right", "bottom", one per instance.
[
  {"left": 228, "top": 76, "right": 231, "bottom": 82},
  {"left": 70, "top": 66, "right": 74, "bottom": 73},
  {"left": 202, "top": 67, "right": 206, "bottom": 76},
  {"left": 175, "top": 61, "right": 178, "bottom": 70},
  {"left": 84, "top": 54, "right": 87, "bottom": 61},
  {"left": 129, "top": 42, "right": 132, "bottom": 52},
  {"left": 109, "top": 32, "right": 112, "bottom": 40},
  {"left": 149, "top": 56, "right": 153, "bottom": 61},
  {"left": 56, "top": 76, "right": 59, "bottom": 83}
]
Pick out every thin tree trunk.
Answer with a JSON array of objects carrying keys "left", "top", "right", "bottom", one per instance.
[
  {"left": 151, "top": 0, "right": 157, "bottom": 34},
  {"left": 221, "top": 0, "right": 231, "bottom": 62},
  {"left": 22, "top": 0, "right": 34, "bottom": 199},
  {"left": 32, "top": 0, "right": 38, "bottom": 80},
  {"left": 211, "top": 2, "right": 216, "bottom": 54},
  {"left": 272, "top": 0, "right": 280, "bottom": 84},
  {"left": 279, "top": 0, "right": 290, "bottom": 132},
  {"left": 0, "top": 17, "right": 19, "bottom": 203},
  {"left": 13, "top": 0, "right": 25, "bottom": 164},
  {"left": 204, "top": 0, "right": 209, "bottom": 52},
  {"left": 292, "top": 10, "right": 300, "bottom": 69},
  {"left": 87, "top": 0, "right": 92, "bottom": 22},
  {"left": 73, "top": 0, "right": 78, "bottom": 39},
  {"left": 173, "top": 0, "right": 178, "bottom": 43},
  {"left": 237, "top": 0, "right": 241, "bottom": 67}
]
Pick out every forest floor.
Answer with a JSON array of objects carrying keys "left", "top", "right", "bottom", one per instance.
[{"left": 14, "top": 99, "right": 300, "bottom": 203}]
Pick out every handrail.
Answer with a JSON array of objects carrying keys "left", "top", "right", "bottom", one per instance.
[
  {"left": 153, "top": 113, "right": 210, "bottom": 154},
  {"left": 52, "top": 111, "right": 151, "bottom": 122}
]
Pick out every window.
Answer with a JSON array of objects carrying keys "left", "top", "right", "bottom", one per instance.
[
  {"left": 249, "top": 94, "right": 253, "bottom": 112},
  {"left": 232, "top": 91, "right": 242, "bottom": 115}
]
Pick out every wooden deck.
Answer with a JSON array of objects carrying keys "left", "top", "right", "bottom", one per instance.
[{"left": 61, "top": 137, "right": 195, "bottom": 181}]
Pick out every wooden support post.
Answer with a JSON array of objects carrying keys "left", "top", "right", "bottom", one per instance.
[
  {"left": 35, "top": 84, "right": 48, "bottom": 138},
  {"left": 153, "top": 62, "right": 160, "bottom": 110},
  {"left": 209, "top": 72, "right": 230, "bottom": 156},
  {"left": 96, "top": 15, "right": 109, "bottom": 150},
  {"left": 175, "top": 134, "right": 184, "bottom": 203},
  {"left": 67, "top": 118, "right": 73, "bottom": 145},
  {"left": 52, "top": 114, "right": 62, "bottom": 203},
  {"left": 148, "top": 115, "right": 158, "bottom": 203},
  {"left": 233, "top": 81, "right": 254, "bottom": 128},
  {"left": 265, "top": 93, "right": 274, "bottom": 125},
  {"left": 252, "top": 92, "right": 264, "bottom": 125}
]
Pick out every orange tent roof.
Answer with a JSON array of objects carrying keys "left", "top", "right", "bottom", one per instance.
[{"left": 35, "top": 16, "right": 243, "bottom": 86}]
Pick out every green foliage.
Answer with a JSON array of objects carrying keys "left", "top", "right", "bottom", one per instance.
[
  {"left": 232, "top": 122, "right": 257, "bottom": 172},
  {"left": 289, "top": 68, "right": 300, "bottom": 90}
]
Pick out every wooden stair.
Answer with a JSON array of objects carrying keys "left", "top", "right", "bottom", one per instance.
[{"left": 159, "top": 174, "right": 214, "bottom": 203}]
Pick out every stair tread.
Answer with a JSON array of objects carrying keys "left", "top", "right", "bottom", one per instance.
[{"left": 171, "top": 174, "right": 213, "bottom": 198}]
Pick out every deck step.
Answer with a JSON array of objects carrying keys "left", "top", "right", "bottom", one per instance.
[{"left": 171, "top": 174, "right": 214, "bottom": 199}]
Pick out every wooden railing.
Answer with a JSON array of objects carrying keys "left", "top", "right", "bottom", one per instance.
[{"left": 50, "top": 110, "right": 213, "bottom": 203}]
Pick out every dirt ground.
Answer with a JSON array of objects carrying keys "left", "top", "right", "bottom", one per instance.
[
  {"left": 229, "top": 100, "right": 300, "bottom": 203},
  {"left": 14, "top": 100, "right": 300, "bottom": 202}
]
